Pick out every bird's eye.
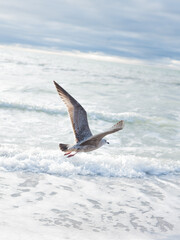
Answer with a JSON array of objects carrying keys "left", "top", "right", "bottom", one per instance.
[{"left": 107, "top": 141, "right": 109, "bottom": 144}]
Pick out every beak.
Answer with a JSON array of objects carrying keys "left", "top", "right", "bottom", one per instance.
[{"left": 107, "top": 141, "right": 110, "bottom": 144}]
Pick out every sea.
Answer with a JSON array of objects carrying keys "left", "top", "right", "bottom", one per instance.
[{"left": 0, "top": 45, "right": 180, "bottom": 240}]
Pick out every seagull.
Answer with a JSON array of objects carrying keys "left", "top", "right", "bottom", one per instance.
[{"left": 53, "top": 81, "right": 124, "bottom": 157}]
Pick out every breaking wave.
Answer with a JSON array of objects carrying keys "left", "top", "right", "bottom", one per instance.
[
  {"left": 0, "top": 100, "right": 150, "bottom": 123},
  {"left": 0, "top": 145, "right": 180, "bottom": 178},
  {"left": 0, "top": 101, "right": 65, "bottom": 115}
]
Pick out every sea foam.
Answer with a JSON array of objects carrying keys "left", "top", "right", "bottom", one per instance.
[{"left": 0, "top": 144, "right": 180, "bottom": 178}]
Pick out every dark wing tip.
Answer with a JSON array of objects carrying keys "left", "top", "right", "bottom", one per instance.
[
  {"left": 53, "top": 81, "right": 63, "bottom": 93},
  {"left": 53, "top": 81, "right": 58, "bottom": 87}
]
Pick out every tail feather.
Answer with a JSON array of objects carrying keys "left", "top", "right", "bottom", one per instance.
[{"left": 59, "top": 143, "right": 69, "bottom": 152}]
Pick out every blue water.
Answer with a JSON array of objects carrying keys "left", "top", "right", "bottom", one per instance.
[{"left": 0, "top": 45, "right": 180, "bottom": 177}]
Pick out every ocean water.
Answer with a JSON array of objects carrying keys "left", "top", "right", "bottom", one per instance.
[{"left": 0, "top": 45, "right": 180, "bottom": 240}]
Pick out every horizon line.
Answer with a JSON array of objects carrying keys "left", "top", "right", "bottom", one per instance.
[{"left": 0, "top": 43, "right": 180, "bottom": 69}]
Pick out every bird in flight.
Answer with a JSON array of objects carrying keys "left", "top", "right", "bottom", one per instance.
[{"left": 54, "top": 81, "right": 124, "bottom": 157}]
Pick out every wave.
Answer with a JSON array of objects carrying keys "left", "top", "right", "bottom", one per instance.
[
  {"left": 90, "top": 111, "right": 148, "bottom": 123},
  {"left": 0, "top": 101, "right": 66, "bottom": 115},
  {"left": 0, "top": 145, "right": 180, "bottom": 178},
  {"left": 0, "top": 100, "right": 149, "bottom": 123}
]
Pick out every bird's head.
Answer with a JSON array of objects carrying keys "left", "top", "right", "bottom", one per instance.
[{"left": 102, "top": 139, "right": 109, "bottom": 145}]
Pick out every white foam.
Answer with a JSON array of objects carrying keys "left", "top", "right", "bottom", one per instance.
[
  {"left": 90, "top": 111, "right": 149, "bottom": 123},
  {"left": 0, "top": 145, "right": 180, "bottom": 178},
  {"left": 0, "top": 101, "right": 65, "bottom": 115}
]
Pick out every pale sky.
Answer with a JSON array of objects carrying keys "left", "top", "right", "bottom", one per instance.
[{"left": 0, "top": 0, "right": 180, "bottom": 60}]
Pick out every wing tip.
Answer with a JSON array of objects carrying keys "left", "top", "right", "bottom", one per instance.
[
  {"left": 53, "top": 81, "right": 63, "bottom": 93},
  {"left": 53, "top": 80, "right": 58, "bottom": 86},
  {"left": 114, "top": 120, "right": 124, "bottom": 130}
]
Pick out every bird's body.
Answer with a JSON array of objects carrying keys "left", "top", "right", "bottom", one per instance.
[
  {"left": 53, "top": 81, "right": 124, "bottom": 157},
  {"left": 60, "top": 138, "right": 106, "bottom": 154}
]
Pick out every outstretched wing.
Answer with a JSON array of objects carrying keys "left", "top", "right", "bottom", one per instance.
[
  {"left": 54, "top": 81, "right": 92, "bottom": 143},
  {"left": 80, "top": 120, "right": 124, "bottom": 146}
]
